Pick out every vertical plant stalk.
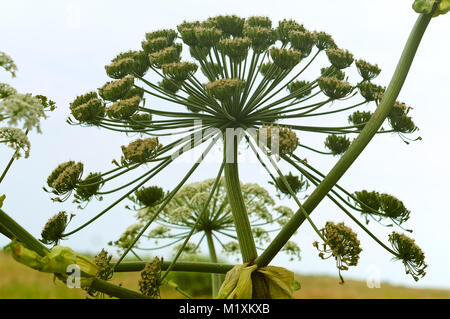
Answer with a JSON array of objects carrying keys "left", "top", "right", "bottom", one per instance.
[
  {"left": 205, "top": 230, "right": 221, "bottom": 298},
  {"left": 256, "top": 12, "right": 435, "bottom": 267},
  {"left": 0, "top": 129, "right": 29, "bottom": 185},
  {"left": 223, "top": 134, "right": 257, "bottom": 263}
]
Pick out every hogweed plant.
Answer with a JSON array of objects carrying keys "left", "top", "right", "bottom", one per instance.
[{"left": 0, "top": 1, "right": 448, "bottom": 299}]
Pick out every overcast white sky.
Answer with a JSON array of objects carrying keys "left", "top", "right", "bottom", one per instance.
[{"left": 1, "top": 0, "right": 449, "bottom": 290}]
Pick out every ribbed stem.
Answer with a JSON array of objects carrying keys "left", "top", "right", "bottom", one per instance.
[
  {"left": 0, "top": 208, "right": 49, "bottom": 256},
  {"left": 256, "top": 12, "right": 435, "bottom": 267},
  {"left": 223, "top": 134, "right": 257, "bottom": 263},
  {"left": 112, "top": 260, "right": 234, "bottom": 273},
  {"left": 205, "top": 230, "right": 221, "bottom": 298}
]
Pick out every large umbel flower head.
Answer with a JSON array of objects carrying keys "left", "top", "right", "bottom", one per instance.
[{"left": 46, "top": 15, "right": 426, "bottom": 290}]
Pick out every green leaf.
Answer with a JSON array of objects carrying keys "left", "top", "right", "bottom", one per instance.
[{"left": 0, "top": 194, "right": 5, "bottom": 208}]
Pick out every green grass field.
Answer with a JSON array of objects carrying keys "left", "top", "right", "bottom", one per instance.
[{"left": 1, "top": 252, "right": 449, "bottom": 299}]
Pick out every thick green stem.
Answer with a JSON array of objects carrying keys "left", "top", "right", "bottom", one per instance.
[
  {"left": 205, "top": 230, "right": 221, "bottom": 298},
  {"left": 0, "top": 208, "right": 49, "bottom": 256},
  {"left": 90, "top": 278, "right": 151, "bottom": 299},
  {"left": 256, "top": 12, "right": 434, "bottom": 267},
  {"left": 112, "top": 260, "right": 234, "bottom": 273},
  {"left": 223, "top": 135, "right": 257, "bottom": 263}
]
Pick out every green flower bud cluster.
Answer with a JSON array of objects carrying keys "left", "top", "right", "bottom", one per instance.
[
  {"left": 259, "top": 125, "right": 299, "bottom": 156},
  {"left": 318, "top": 77, "right": 353, "bottom": 99},
  {"left": 288, "top": 30, "right": 317, "bottom": 58},
  {"left": 389, "top": 232, "right": 427, "bottom": 281},
  {"left": 313, "top": 221, "right": 362, "bottom": 283},
  {"left": 161, "top": 62, "right": 198, "bottom": 81},
  {"left": 75, "top": 172, "right": 103, "bottom": 203},
  {"left": 105, "top": 50, "right": 150, "bottom": 79},
  {"left": 40, "top": 211, "right": 69, "bottom": 245},
  {"left": 135, "top": 186, "right": 164, "bottom": 207},
  {"left": 142, "top": 29, "right": 177, "bottom": 56},
  {"left": 205, "top": 78, "right": 245, "bottom": 101},
  {"left": 195, "top": 27, "right": 223, "bottom": 48},
  {"left": 326, "top": 48, "right": 354, "bottom": 69},
  {"left": 129, "top": 113, "right": 152, "bottom": 130},
  {"left": 139, "top": 257, "right": 162, "bottom": 298},
  {"left": 247, "top": 16, "right": 272, "bottom": 29},
  {"left": 276, "top": 19, "right": 305, "bottom": 45},
  {"left": 259, "top": 62, "right": 282, "bottom": 80},
  {"left": 287, "top": 80, "right": 312, "bottom": 100},
  {"left": 348, "top": 111, "right": 373, "bottom": 129},
  {"left": 269, "top": 47, "right": 302, "bottom": 70},
  {"left": 47, "top": 161, "right": 84, "bottom": 196},
  {"left": 387, "top": 102, "right": 416, "bottom": 133},
  {"left": 158, "top": 78, "right": 183, "bottom": 94},
  {"left": 270, "top": 172, "right": 309, "bottom": 197},
  {"left": 98, "top": 76, "right": 134, "bottom": 102},
  {"left": 355, "top": 59, "right": 381, "bottom": 81},
  {"left": 354, "top": 190, "right": 410, "bottom": 225},
  {"left": 321, "top": 66, "right": 345, "bottom": 81},
  {"left": 243, "top": 19, "right": 275, "bottom": 53},
  {"left": 324, "top": 134, "right": 351, "bottom": 156},
  {"left": 358, "top": 81, "right": 385, "bottom": 102},
  {"left": 69, "top": 92, "right": 104, "bottom": 125},
  {"left": 185, "top": 95, "right": 204, "bottom": 113},
  {"left": 213, "top": 15, "right": 245, "bottom": 37},
  {"left": 244, "top": 27, "right": 275, "bottom": 54},
  {"left": 217, "top": 37, "right": 251, "bottom": 62},
  {"left": 106, "top": 95, "right": 141, "bottom": 120},
  {"left": 149, "top": 44, "right": 183, "bottom": 68},
  {"left": 315, "top": 32, "right": 337, "bottom": 51},
  {"left": 121, "top": 137, "right": 162, "bottom": 164}
]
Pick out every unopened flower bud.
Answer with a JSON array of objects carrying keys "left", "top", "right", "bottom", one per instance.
[
  {"left": 41, "top": 211, "right": 68, "bottom": 245},
  {"left": 318, "top": 77, "right": 353, "bottom": 99},
  {"left": 135, "top": 186, "right": 164, "bottom": 207},
  {"left": 326, "top": 48, "right": 354, "bottom": 69},
  {"left": 47, "top": 161, "right": 84, "bottom": 196},
  {"left": 69, "top": 92, "right": 105, "bottom": 124},
  {"left": 287, "top": 80, "right": 312, "bottom": 99},
  {"left": 161, "top": 62, "right": 198, "bottom": 81},
  {"left": 205, "top": 78, "right": 245, "bottom": 101},
  {"left": 213, "top": 15, "right": 245, "bottom": 37},
  {"left": 149, "top": 45, "right": 182, "bottom": 68},
  {"left": 355, "top": 59, "right": 381, "bottom": 81},
  {"left": 121, "top": 137, "right": 162, "bottom": 164},
  {"left": 98, "top": 76, "right": 134, "bottom": 102},
  {"left": 270, "top": 47, "right": 302, "bottom": 70},
  {"left": 324, "top": 134, "right": 351, "bottom": 156}
]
